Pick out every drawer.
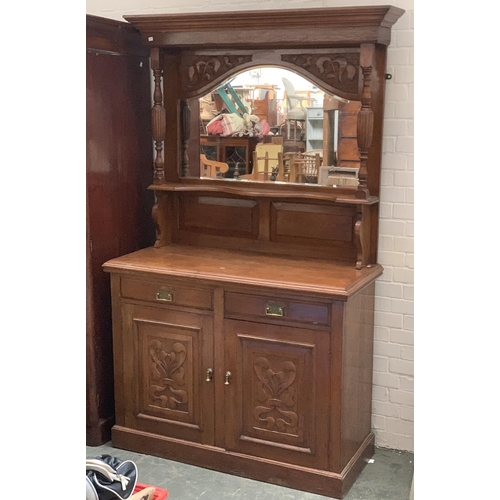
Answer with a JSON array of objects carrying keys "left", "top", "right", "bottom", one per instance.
[
  {"left": 224, "top": 291, "right": 330, "bottom": 327},
  {"left": 120, "top": 277, "right": 213, "bottom": 310},
  {"left": 307, "top": 108, "right": 324, "bottom": 119}
]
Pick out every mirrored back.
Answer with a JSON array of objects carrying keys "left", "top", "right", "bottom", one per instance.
[{"left": 186, "top": 66, "right": 361, "bottom": 189}]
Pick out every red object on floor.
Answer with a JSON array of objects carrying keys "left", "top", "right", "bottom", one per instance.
[{"left": 133, "top": 482, "right": 169, "bottom": 499}]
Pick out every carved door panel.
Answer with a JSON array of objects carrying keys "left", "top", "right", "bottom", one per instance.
[
  {"left": 224, "top": 319, "right": 330, "bottom": 469},
  {"left": 121, "top": 304, "right": 214, "bottom": 445}
]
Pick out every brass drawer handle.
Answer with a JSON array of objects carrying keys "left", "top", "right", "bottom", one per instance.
[
  {"left": 156, "top": 290, "right": 174, "bottom": 302},
  {"left": 224, "top": 371, "right": 232, "bottom": 385},
  {"left": 265, "top": 304, "right": 284, "bottom": 317},
  {"left": 206, "top": 368, "right": 213, "bottom": 382}
]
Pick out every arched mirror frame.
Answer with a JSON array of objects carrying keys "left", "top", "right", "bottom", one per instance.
[
  {"left": 125, "top": 6, "right": 404, "bottom": 268},
  {"left": 126, "top": 5, "right": 403, "bottom": 202},
  {"left": 175, "top": 47, "right": 372, "bottom": 199},
  {"left": 180, "top": 51, "right": 362, "bottom": 185}
]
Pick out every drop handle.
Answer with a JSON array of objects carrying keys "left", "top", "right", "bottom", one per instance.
[
  {"left": 206, "top": 368, "right": 213, "bottom": 382},
  {"left": 224, "top": 371, "right": 232, "bottom": 385}
]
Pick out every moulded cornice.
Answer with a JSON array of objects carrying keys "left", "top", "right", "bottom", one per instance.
[{"left": 124, "top": 5, "right": 404, "bottom": 46}]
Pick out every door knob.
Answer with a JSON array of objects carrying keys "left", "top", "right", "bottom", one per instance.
[
  {"left": 206, "top": 368, "right": 213, "bottom": 382},
  {"left": 224, "top": 371, "right": 232, "bottom": 385}
]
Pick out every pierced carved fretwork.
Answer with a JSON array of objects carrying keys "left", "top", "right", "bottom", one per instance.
[
  {"left": 281, "top": 53, "right": 360, "bottom": 95},
  {"left": 253, "top": 356, "right": 299, "bottom": 434},
  {"left": 149, "top": 340, "right": 188, "bottom": 410},
  {"left": 182, "top": 55, "right": 253, "bottom": 93}
]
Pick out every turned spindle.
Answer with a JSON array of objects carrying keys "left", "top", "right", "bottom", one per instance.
[
  {"left": 180, "top": 99, "right": 191, "bottom": 177},
  {"left": 356, "top": 64, "right": 373, "bottom": 197},
  {"left": 151, "top": 48, "right": 166, "bottom": 184}
]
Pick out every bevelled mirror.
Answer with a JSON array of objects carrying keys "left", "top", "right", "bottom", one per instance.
[{"left": 183, "top": 67, "right": 361, "bottom": 189}]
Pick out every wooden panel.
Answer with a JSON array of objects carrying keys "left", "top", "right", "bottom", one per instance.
[
  {"left": 339, "top": 114, "right": 358, "bottom": 138},
  {"left": 86, "top": 14, "right": 155, "bottom": 446},
  {"left": 338, "top": 138, "right": 360, "bottom": 163},
  {"left": 121, "top": 277, "right": 213, "bottom": 310},
  {"left": 178, "top": 194, "right": 259, "bottom": 238},
  {"left": 122, "top": 304, "right": 214, "bottom": 445},
  {"left": 138, "top": 321, "right": 196, "bottom": 423},
  {"left": 198, "top": 136, "right": 259, "bottom": 176},
  {"left": 341, "top": 282, "right": 376, "bottom": 469},
  {"left": 271, "top": 202, "right": 355, "bottom": 246},
  {"left": 337, "top": 100, "right": 361, "bottom": 168},
  {"left": 225, "top": 291, "right": 330, "bottom": 328},
  {"left": 224, "top": 319, "right": 330, "bottom": 470},
  {"left": 252, "top": 94, "right": 277, "bottom": 127}
]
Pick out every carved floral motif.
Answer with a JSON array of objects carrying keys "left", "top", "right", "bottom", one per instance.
[
  {"left": 183, "top": 55, "right": 253, "bottom": 91},
  {"left": 281, "top": 53, "right": 360, "bottom": 95},
  {"left": 149, "top": 340, "right": 188, "bottom": 410},
  {"left": 253, "top": 356, "right": 298, "bottom": 434}
]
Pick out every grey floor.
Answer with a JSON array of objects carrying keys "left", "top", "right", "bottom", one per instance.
[{"left": 86, "top": 441, "right": 413, "bottom": 500}]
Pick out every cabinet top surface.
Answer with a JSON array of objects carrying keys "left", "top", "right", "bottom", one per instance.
[{"left": 103, "top": 245, "right": 383, "bottom": 298}]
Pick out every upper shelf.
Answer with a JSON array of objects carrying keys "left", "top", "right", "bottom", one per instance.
[
  {"left": 124, "top": 5, "right": 405, "bottom": 48},
  {"left": 148, "top": 180, "right": 379, "bottom": 205}
]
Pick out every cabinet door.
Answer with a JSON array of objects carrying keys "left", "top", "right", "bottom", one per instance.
[
  {"left": 224, "top": 319, "right": 330, "bottom": 469},
  {"left": 120, "top": 303, "right": 214, "bottom": 445}
]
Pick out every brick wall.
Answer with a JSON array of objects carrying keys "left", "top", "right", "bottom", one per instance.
[{"left": 87, "top": 0, "right": 415, "bottom": 453}]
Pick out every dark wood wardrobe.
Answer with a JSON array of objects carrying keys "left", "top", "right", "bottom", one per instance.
[{"left": 86, "top": 14, "right": 155, "bottom": 445}]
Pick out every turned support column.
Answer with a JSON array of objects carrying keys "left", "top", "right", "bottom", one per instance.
[
  {"left": 180, "top": 99, "right": 191, "bottom": 177},
  {"left": 356, "top": 44, "right": 375, "bottom": 199},
  {"left": 151, "top": 48, "right": 166, "bottom": 184}
]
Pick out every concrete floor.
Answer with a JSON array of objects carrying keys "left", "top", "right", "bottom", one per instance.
[{"left": 86, "top": 442, "right": 413, "bottom": 500}]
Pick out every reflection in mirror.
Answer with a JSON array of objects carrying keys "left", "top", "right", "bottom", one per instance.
[{"left": 193, "top": 67, "right": 360, "bottom": 188}]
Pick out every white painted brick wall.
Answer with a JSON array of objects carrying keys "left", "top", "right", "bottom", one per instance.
[{"left": 87, "top": 0, "right": 414, "bottom": 453}]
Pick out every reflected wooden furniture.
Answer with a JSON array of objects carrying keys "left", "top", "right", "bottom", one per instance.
[
  {"left": 263, "top": 135, "right": 284, "bottom": 145},
  {"left": 200, "top": 135, "right": 260, "bottom": 177},
  {"left": 200, "top": 154, "right": 229, "bottom": 178},
  {"left": 322, "top": 94, "right": 340, "bottom": 165},
  {"left": 251, "top": 90, "right": 278, "bottom": 127},
  {"left": 319, "top": 166, "right": 359, "bottom": 187},
  {"left": 86, "top": 14, "right": 156, "bottom": 445},
  {"left": 241, "top": 144, "right": 284, "bottom": 181},
  {"left": 103, "top": 6, "right": 404, "bottom": 499},
  {"left": 287, "top": 152, "right": 322, "bottom": 184},
  {"left": 337, "top": 100, "right": 362, "bottom": 169}
]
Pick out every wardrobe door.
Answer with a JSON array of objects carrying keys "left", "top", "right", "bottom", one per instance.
[{"left": 86, "top": 14, "right": 155, "bottom": 445}]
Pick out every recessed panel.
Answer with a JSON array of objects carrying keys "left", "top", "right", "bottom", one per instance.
[
  {"left": 135, "top": 319, "right": 200, "bottom": 427},
  {"left": 271, "top": 202, "right": 355, "bottom": 244},
  {"left": 240, "top": 335, "right": 315, "bottom": 451},
  {"left": 178, "top": 195, "right": 258, "bottom": 238}
]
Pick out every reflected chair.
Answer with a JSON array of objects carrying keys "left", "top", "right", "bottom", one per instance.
[
  {"left": 282, "top": 77, "right": 314, "bottom": 141},
  {"left": 200, "top": 154, "right": 229, "bottom": 178},
  {"left": 286, "top": 151, "right": 322, "bottom": 184},
  {"left": 240, "top": 144, "right": 284, "bottom": 181}
]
